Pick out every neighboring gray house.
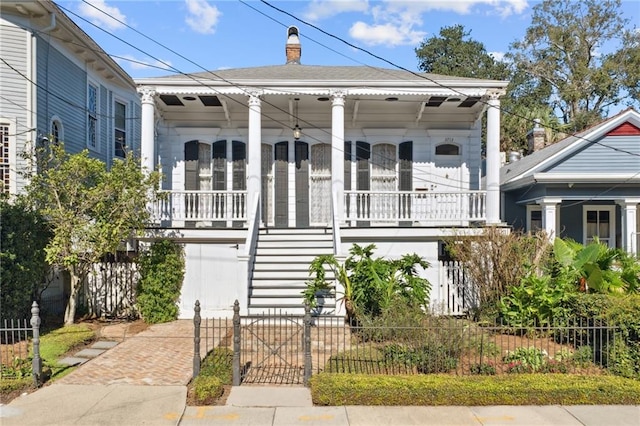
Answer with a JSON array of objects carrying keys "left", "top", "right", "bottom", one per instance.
[
  {"left": 0, "top": 0, "right": 141, "bottom": 196},
  {"left": 501, "top": 108, "right": 640, "bottom": 255},
  {"left": 1, "top": 0, "right": 141, "bottom": 315}
]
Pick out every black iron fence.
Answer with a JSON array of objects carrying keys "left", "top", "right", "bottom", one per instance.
[
  {"left": 0, "top": 302, "right": 43, "bottom": 386},
  {"left": 194, "top": 302, "right": 624, "bottom": 386}
]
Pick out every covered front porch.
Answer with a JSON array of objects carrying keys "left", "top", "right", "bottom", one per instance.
[{"left": 150, "top": 189, "right": 487, "bottom": 228}]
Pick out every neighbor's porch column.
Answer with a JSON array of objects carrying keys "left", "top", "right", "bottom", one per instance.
[
  {"left": 139, "top": 88, "right": 156, "bottom": 173},
  {"left": 485, "top": 92, "right": 501, "bottom": 224},
  {"left": 538, "top": 197, "right": 562, "bottom": 240},
  {"left": 331, "top": 91, "right": 345, "bottom": 223},
  {"left": 618, "top": 198, "right": 640, "bottom": 255},
  {"left": 247, "top": 93, "right": 262, "bottom": 225}
]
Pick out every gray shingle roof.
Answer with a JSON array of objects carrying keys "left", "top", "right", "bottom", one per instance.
[{"left": 153, "top": 64, "right": 505, "bottom": 85}]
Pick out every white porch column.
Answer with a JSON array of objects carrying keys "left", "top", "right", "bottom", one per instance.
[
  {"left": 331, "top": 91, "right": 345, "bottom": 223},
  {"left": 247, "top": 93, "right": 262, "bottom": 224},
  {"left": 485, "top": 93, "right": 501, "bottom": 224},
  {"left": 139, "top": 88, "right": 156, "bottom": 173},
  {"left": 618, "top": 199, "right": 639, "bottom": 255},
  {"left": 538, "top": 198, "right": 562, "bottom": 240}
]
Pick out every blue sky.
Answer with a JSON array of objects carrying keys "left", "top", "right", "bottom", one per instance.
[{"left": 58, "top": 0, "right": 639, "bottom": 79}]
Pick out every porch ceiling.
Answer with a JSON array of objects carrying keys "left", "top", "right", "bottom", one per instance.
[{"left": 152, "top": 93, "right": 485, "bottom": 130}]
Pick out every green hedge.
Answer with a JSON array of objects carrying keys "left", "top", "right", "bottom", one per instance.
[{"left": 310, "top": 373, "right": 640, "bottom": 406}]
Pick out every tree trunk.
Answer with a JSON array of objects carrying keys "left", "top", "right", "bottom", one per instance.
[{"left": 64, "top": 267, "right": 82, "bottom": 325}]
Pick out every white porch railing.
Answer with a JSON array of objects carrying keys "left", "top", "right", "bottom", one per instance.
[
  {"left": 152, "top": 190, "right": 247, "bottom": 223},
  {"left": 344, "top": 190, "right": 486, "bottom": 223}
]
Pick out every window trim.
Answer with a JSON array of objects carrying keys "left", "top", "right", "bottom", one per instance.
[
  {"left": 435, "top": 142, "right": 461, "bottom": 157},
  {"left": 527, "top": 204, "right": 560, "bottom": 235},
  {"left": 87, "top": 81, "right": 99, "bottom": 152},
  {"left": 582, "top": 205, "right": 616, "bottom": 248},
  {"left": 113, "top": 98, "right": 127, "bottom": 158}
]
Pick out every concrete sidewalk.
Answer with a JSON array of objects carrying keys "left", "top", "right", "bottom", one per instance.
[
  {"left": 2, "top": 384, "right": 639, "bottom": 425},
  {"left": 0, "top": 384, "right": 186, "bottom": 426},
  {"left": 178, "top": 386, "right": 640, "bottom": 426}
]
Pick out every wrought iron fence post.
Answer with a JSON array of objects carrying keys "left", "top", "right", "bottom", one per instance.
[
  {"left": 193, "top": 300, "right": 201, "bottom": 378},
  {"left": 232, "top": 300, "right": 241, "bottom": 386},
  {"left": 30, "top": 301, "right": 42, "bottom": 387},
  {"left": 303, "top": 303, "right": 312, "bottom": 386}
]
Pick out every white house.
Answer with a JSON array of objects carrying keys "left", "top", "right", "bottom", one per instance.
[{"left": 136, "top": 27, "right": 508, "bottom": 318}]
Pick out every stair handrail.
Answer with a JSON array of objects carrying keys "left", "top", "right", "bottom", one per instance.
[
  {"left": 244, "top": 192, "right": 261, "bottom": 257},
  {"left": 332, "top": 191, "right": 342, "bottom": 256}
]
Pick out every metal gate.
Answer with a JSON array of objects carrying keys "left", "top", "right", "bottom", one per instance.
[{"left": 239, "top": 311, "right": 311, "bottom": 384}]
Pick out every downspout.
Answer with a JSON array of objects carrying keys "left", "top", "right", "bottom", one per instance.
[{"left": 42, "top": 12, "right": 57, "bottom": 32}]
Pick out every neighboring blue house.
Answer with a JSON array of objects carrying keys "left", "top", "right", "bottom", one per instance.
[
  {"left": 501, "top": 108, "right": 640, "bottom": 255},
  {"left": 0, "top": 0, "right": 141, "bottom": 196}
]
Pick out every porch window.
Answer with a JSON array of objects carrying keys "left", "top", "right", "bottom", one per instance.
[
  {"left": 435, "top": 143, "right": 460, "bottom": 156},
  {"left": 583, "top": 205, "right": 616, "bottom": 248},
  {"left": 527, "top": 206, "right": 542, "bottom": 232}
]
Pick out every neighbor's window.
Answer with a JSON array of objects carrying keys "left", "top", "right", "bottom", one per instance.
[
  {"left": 50, "top": 117, "right": 63, "bottom": 144},
  {"left": 87, "top": 83, "right": 98, "bottom": 149},
  {"left": 584, "top": 206, "right": 616, "bottom": 248},
  {"left": 0, "top": 122, "right": 10, "bottom": 193},
  {"left": 114, "top": 101, "right": 126, "bottom": 158}
]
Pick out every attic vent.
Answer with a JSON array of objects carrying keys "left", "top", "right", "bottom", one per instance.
[
  {"left": 425, "top": 96, "right": 447, "bottom": 107},
  {"left": 199, "top": 95, "right": 222, "bottom": 107},
  {"left": 160, "top": 95, "right": 184, "bottom": 106},
  {"left": 458, "top": 97, "right": 481, "bottom": 108}
]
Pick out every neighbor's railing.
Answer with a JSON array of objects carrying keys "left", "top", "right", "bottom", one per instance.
[
  {"left": 344, "top": 190, "right": 486, "bottom": 223},
  {"left": 1, "top": 302, "right": 43, "bottom": 386},
  {"left": 152, "top": 190, "right": 247, "bottom": 223}
]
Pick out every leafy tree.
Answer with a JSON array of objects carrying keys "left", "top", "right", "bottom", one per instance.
[
  {"left": 415, "top": 25, "right": 509, "bottom": 80},
  {"left": 24, "top": 143, "right": 161, "bottom": 325},
  {"left": 0, "top": 197, "right": 51, "bottom": 320},
  {"left": 507, "top": 0, "right": 639, "bottom": 131}
]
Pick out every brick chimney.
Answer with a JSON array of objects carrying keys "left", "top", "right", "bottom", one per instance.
[
  {"left": 286, "top": 26, "right": 301, "bottom": 64},
  {"left": 527, "top": 118, "right": 547, "bottom": 154}
]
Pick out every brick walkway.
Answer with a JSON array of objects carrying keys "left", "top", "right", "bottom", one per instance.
[{"left": 58, "top": 320, "right": 196, "bottom": 386}]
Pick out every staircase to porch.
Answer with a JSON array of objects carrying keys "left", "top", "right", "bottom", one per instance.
[{"left": 248, "top": 228, "right": 336, "bottom": 315}]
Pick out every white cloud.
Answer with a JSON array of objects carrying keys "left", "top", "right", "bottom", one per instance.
[
  {"left": 303, "top": 0, "right": 369, "bottom": 21},
  {"left": 489, "top": 51, "right": 505, "bottom": 62},
  {"left": 349, "top": 21, "right": 426, "bottom": 47},
  {"left": 116, "top": 54, "right": 173, "bottom": 71},
  {"left": 184, "top": 0, "right": 221, "bottom": 35},
  {"left": 78, "top": 0, "right": 127, "bottom": 31}
]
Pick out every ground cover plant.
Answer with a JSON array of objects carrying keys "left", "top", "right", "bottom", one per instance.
[{"left": 310, "top": 373, "right": 640, "bottom": 406}]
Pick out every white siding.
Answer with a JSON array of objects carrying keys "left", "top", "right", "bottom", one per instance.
[{"left": 0, "top": 20, "right": 30, "bottom": 194}]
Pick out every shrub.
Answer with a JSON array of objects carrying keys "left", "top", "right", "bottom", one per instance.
[
  {"left": 136, "top": 239, "right": 185, "bottom": 324},
  {"left": 191, "top": 347, "right": 233, "bottom": 405},
  {"left": 192, "top": 375, "right": 224, "bottom": 402},
  {"left": 503, "top": 347, "right": 547, "bottom": 372},
  {"left": 470, "top": 362, "right": 497, "bottom": 375},
  {"left": 0, "top": 198, "right": 51, "bottom": 321}
]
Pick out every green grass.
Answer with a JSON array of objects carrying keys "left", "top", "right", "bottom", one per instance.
[
  {"left": 1, "top": 323, "right": 96, "bottom": 398},
  {"left": 39, "top": 324, "right": 95, "bottom": 380},
  {"left": 310, "top": 373, "right": 640, "bottom": 406}
]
